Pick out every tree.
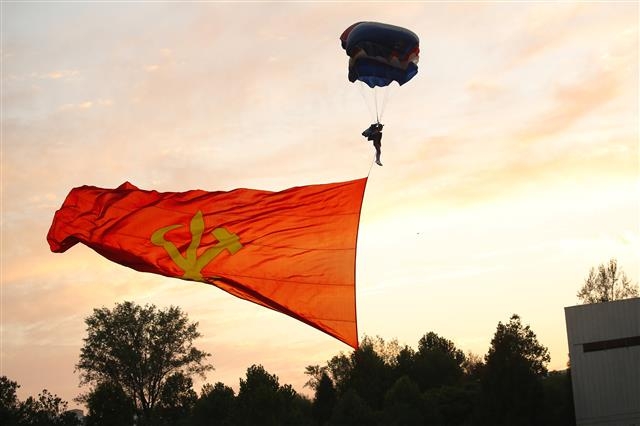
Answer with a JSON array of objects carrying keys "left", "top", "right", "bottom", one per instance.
[
  {"left": 425, "top": 385, "right": 475, "bottom": 426},
  {"left": 303, "top": 365, "right": 327, "bottom": 391},
  {"left": 329, "top": 389, "right": 377, "bottom": 426},
  {"left": 0, "top": 377, "right": 80, "bottom": 426},
  {"left": 312, "top": 372, "right": 336, "bottom": 425},
  {"left": 0, "top": 376, "right": 20, "bottom": 426},
  {"left": 324, "top": 353, "right": 353, "bottom": 396},
  {"left": 277, "top": 384, "right": 314, "bottom": 426},
  {"left": 233, "top": 364, "right": 313, "bottom": 426},
  {"left": 190, "top": 382, "right": 235, "bottom": 426},
  {"left": 461, "top": 351, "right": 484, "bottom": 382},
  {"left": 477, "top": 314, "right": 550, "bottom": 425},
  {"left": 412, "top": 332, "right": 466, "bottom": 391},
  {"left": 347, "top": 339, "right": 394, "bottom": 410},
  {"left": 541, "top": 370, "right": 575, "bottom": 426},
  {"left": 84, "top": 382, "right": 135, "bottom": 426},
  {"left": 235, "top": 364, "right": 281, "bottom": 425},
  {"left": 577, "top": 258, "right": 638, "bottom": 303},
  {"left": 316, "top": 336, "right": 396, "bottom": 411},
  {"left": 393, "top": 345, "right": 416, "bottom": 380},
  {"left": 382, "top": 376, "right": 423, "bottom": 426},
  {"left": 155, "top": 372, "right": 197, "bottom": 425},
  {"left": 76, "top": 301, "right": 212, "bottom": 423},
  {"left": 17, "top": 389, "right": 81, "bottom": 426}
]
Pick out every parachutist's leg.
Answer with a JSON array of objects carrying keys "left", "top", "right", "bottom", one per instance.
[{"left": 374, "top": 141, "right": 382, "bottom": 166}]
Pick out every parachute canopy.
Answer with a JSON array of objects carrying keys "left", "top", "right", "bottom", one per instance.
[{"left": 340, "top": 21, "right": 419, "bottom": 88}]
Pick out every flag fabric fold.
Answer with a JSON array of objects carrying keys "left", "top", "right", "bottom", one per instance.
[{"left": 47, "top": 178, "right": 367, "bottom": 348}]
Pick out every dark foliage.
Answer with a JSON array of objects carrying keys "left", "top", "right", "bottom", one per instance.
[
  {"left": 234, "top": 364, "right": 313, "bottom": 426},
  {"left": 76, "top": 301, "right": 212, "bottom": 423},
  {"left": 0, "top": 377, "right": 81, "bottom": 426},
  {"left": 329, "top": 389, "right": 377, "bottom": 425},
  {"left": 0, "top": 376, "right": 20, "bottom": 426},
  {"left": 475, "top": 314, "right": 551, "bottom": 425},
  {"left": 412, "top": 332, "right": 466, "bottom": 391},
  {"left": 382, "top": 375, "right": 423, "bottom": 425},
  {"left": 4, "top": 311, "right": 576, "bottom": 425},
  {"left": 313, "top": 372, "right": 336, "bottom": 425},
  {"left": 84, "top": 381, "right": 135, "bottom": 426},
  {"left": 541, "top": 370, "right": 576, "bottom": 425},
  {"left": 577, "top": 258, "right": 638, "bottom": 303},
  {"left": 189, "top": 382, "right": 235, "bottom": 426}
]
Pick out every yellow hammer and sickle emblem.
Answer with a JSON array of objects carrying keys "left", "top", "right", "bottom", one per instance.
[{"left": 151, "top": 211, "right": 242, "bottom": 281}]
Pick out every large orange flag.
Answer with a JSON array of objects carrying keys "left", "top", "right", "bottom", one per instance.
[{"left": 47, "top": 178, "right": 367, "bottom": 348}]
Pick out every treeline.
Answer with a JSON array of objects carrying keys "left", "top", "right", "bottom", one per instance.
[
  {"left": 1, "top": 313, "right": 575, "bottom": 426},
  {"left": 0, "top": 378, "right": 81, "bottom": 426},
  {"left": 6, "top": 259, "right": 633, "bottom": 425},
  {"left": 300, "top": 316, "right": 574, "bottom": 425}
]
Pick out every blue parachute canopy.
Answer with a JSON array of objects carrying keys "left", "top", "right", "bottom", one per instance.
[
  {"left": 340, "top": 21, "right": 420, "bottom": 88},
  {"left": 348, "top": 58, "right": 418, "bottom": 88}
]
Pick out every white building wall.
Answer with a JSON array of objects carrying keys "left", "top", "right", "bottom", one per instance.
[{"left": 565, "top": 297, "right": 640, "bottom": 426}]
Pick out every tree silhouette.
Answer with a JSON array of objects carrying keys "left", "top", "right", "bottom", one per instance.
[
  {"left": 235, "top": 364, "right": 312, "bottom": 426},
  {"left": 303, "top": 364, "right": 327, "bottom": 391},
  {"left": 17, "top": 389, "right": 80, "bottom": 426},
  {"left": 329, "top": 389, "right": 376, "bottom": 425},
  {"left": 76, "top": 301, "right": 212, "bottom": 423},
  {"left": 348, "top": 340, "right": 393, "bottom": 410},
  {"left": 412, "top": 332, "right": 466, "bottom": 391},
  {"left": 83, "top": 382, "right": 134, "bottom": 426},
  {"left": 393, "top": 345, "right": 416, "bottom": 380},
  {"left": 0, "top": 376, "right": 21, "bottom": 426},
  {"left": 541, "top": 370, "right": 575, "bottom": 426},
  {"left": 190, "top": 383, "right": 235, "bottom": 426},
  {"left": 577, "top": 258, "right": 638, "bottom": 303},
  {"left": 235, "top": 364, "right": 280, "bottom": 425},
  {"left": 382, "top": 375, "right": 423, "bottom": 426},
  {"left": 156, "top": 373, "right": 197, "bottom": 425},
  {"left": 312, "top": 372, "right": 336, "bottom": 425},
  {"left": 461, "top": 351, "right": 484, "bottom": 382},
  {"left": 0, "top": 377, "right": 80, "bottom": 426},
  {"left": 315, "top": 336, "right": 400, "bottom": 413},
  {"left": 425, "top": 385, "right": 475, "bottom": 426},
  {"left": 477, "top": 314, "right": 550, "bottom": 425}
]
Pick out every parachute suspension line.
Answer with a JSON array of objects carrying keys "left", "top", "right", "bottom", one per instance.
[
  {"left": 378, "top": 84, "right": 394, "bottom": 122},
  {"left": 357, "top": 81, "right": 376, "bottom": 123},
  {"left": 353, "top": 65, "right": 376, "bottom": 123},
  {"left": 377, "top": 64, "right": 395, "bottom": 123},
  {"left": 374, "top": 87, "right": 380, "bottom": 123}
]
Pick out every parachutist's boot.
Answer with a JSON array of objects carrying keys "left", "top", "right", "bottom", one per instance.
[{"left": 376, "top": 159, "right": 383, "bottom": 166}]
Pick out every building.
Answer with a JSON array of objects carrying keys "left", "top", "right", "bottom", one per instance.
[{"left": 565, "top": 297, "right": 640, "bottom": 426}]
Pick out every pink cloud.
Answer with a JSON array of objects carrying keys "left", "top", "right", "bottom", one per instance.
[{"left": 516, "top": 69, "right": 621, "bottom": 143}]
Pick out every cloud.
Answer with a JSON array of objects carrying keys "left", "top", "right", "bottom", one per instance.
[
  {"left": 502, "top": 4, "right": 637, "bottom": 70},
  {"left": 37, "top": 70, "right": 80, "bottom": 80},
  {"left": 58, "top": 100, "right": 94, "bottom": 111},
  {"left": 465, "top": 79, "right": 506, "bottom": 100},
  {"left": 515, "top": 68, "right": 621, "bottom": 143},
  {"left": 57, "top": 98, "right": 114, "bottom": 112},
  {"left": 504, "top": 4, "right": 582, "bottom": 69},
  {"left": 5, "top": 70, "right": 81, "bottom": 81}
]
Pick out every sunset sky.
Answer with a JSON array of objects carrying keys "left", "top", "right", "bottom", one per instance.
[{"left": 1, "top": 1, "right": 638, "bottom": 409}]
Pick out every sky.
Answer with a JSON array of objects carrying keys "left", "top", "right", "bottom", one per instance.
[{"left": 1, "top": 1, "right": 638, "bottom": 410}]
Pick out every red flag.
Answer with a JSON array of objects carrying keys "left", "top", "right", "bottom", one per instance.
[{"left": 47, "top": 178, "right": 367, "bottom": 348}]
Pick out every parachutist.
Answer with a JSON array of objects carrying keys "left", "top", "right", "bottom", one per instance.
[{"left": 362, "top": 123, "right": 384, "bottom": 166}]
